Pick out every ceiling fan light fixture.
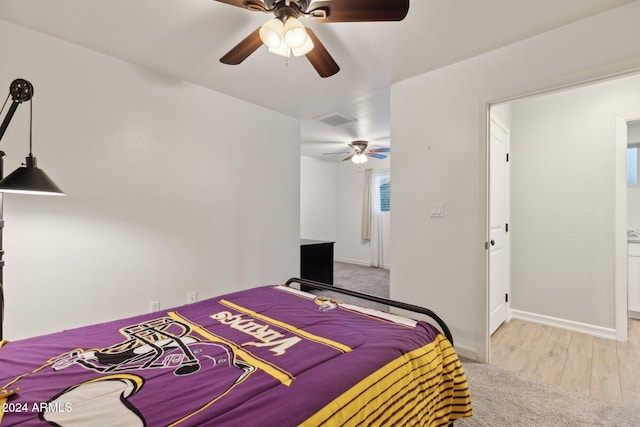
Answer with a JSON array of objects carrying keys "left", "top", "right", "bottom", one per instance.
[
  {"left": 291, "top": 34, "right": 314, "bottom": 56},
  {"left": 283, "top": 17, "right": 307, "bottom": 48},
  {"left": 261, "top": 16, "right": 313, "bottom": 58},
  {"left": 259, "top": 18, "right": 284, "bottom": 49},
  {"left": 268, "top": 41, "right": 291, "bottom": 57},
  {"left": 351, "top": 153, "right": 368, "bottom": 164}
]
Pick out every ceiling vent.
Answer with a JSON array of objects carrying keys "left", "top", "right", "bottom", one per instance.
[{"left": 316, "top": 112, "right": 358, "bottom": 127}]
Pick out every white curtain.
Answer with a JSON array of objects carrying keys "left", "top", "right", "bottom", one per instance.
[
  {"left": 361, "top": 168, "right": 373, "bottom": 241},
  {"left": 361, "top": 168, "right": 388, "bottom": 267}
]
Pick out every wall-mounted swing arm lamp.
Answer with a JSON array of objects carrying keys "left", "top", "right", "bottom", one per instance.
[
  {"left": 0, "top": 78, "right": 65, "bottom": 339},
  {"left": 0, "top": 79, "right": 65, "bottom": 195}
]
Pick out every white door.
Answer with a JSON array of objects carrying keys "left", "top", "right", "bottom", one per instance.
[{"left": 489, "top": 117, "right": 510, "bottom": 335}]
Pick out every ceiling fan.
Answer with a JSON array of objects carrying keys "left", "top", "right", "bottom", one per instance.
[
  {"left": 325, "top": 140, "right": 390, "bottom": 164},
  {"left": 215, "top": 0, "right": 410, "bottom": 78}
]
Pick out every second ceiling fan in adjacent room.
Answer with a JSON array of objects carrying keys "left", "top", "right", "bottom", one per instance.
[{"left": 324, "top": 140, "right": 390, "bottom": 164}]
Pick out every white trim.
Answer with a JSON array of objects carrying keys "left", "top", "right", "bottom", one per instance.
[
  {"left": 510, "top": 309, "right": 616, "bottom": 340},
  {"left": 334, "top": 257, "right": 391, "bottom": 269},
  {"left": 480, "top": 101, "right": 491, "bottom": 364},
  {"left": 334, "top": 257, "right": 370, "bottom": 266},
  {"left": 451, "top": 344, "right": 477, "bottom": 362}
]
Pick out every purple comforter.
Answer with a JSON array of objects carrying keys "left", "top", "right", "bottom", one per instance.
[{"left": 0, "top": 285, "right": 469, "bottom": 426}]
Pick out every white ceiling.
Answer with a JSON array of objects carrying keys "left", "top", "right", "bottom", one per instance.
[{"left": 0, "top": 0, "right": 634, "bottom": 159}]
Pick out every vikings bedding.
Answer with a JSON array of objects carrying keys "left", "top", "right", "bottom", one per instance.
[{"left": 0, "top": 283, "right": 472, "bottom": 426}]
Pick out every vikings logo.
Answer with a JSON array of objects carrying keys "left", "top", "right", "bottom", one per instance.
[
  {"left": 52, "top": 317, "right": 254, "bottom": 379},
  {"left": 314, "top": 296, "right": 341, "bottom": 311},
  {"left": 44, "top": 317, "right": 256, "bottom": 426}
]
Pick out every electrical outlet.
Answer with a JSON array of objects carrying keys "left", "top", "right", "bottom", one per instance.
[
  {"left": 187, "top": 292, "right": 197, "bottom": 304},
  {"left": 150, "top": 301, "right": 160, "bottom": 312}
]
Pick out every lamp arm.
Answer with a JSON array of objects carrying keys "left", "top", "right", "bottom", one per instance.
[
  {"left": 0, "top": 79, "right": 34, "bottom": 142},
  {"left": 0, "top": 79, "right": 34, "bottom": 340}
]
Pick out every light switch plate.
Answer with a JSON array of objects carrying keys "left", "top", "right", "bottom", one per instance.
[{"left": 430, "top": 204, "right": 444, "bottom": 218}]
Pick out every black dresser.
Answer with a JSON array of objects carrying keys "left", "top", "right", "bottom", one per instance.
[{"left": 300, "top": 239, "right": 335, "bottom": 290}]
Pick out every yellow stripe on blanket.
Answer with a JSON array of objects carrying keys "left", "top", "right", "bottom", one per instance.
[{"left": 300, "top": 334, "right": 472, "bottom": 427}]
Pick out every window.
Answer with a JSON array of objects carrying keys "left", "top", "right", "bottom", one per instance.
[
  {"left": 379, "top": 175, "right": 390, "bottom": 212},
  {"left": 628, "top": 146, "right": 639, "bottom": 186}
]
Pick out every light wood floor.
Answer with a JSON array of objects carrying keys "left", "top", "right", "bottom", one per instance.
[{"left": 491, "top": 318, "right": 640, "bottom": 410}]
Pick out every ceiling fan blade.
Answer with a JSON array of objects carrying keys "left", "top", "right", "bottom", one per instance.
[
  {"left": 369, "top": 147, "right": 391, "bottom": 153},
  {"left": 213, "top": 0, "right": 265, "bottom": 11},
  {"left": 220, "top": 27, "right": 263, "bottom": 65},
  {"left": 343, "top": 153, "right": 356, "bottom": 161},
  {"left": 304, "top": 29, "right": 340, "bottom": 78},
  {"left": 369, "top": 153, "right": 388, "bottom": 160},
  {"left": 309, "top": 0, "right": 409, "bottom": 23}
]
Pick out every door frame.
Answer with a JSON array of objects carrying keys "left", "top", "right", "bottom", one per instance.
[{"left": 616, "top": 111, "right": 640, "bottom": 341}]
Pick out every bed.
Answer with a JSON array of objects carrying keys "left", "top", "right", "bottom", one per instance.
[{"left": 0, "top": 278, "right": 472, "bottom": 426}]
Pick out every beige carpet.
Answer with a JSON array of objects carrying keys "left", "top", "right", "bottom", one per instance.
[
  {"left": 457, "top": 360, "right": 640, "bottom": 426},
  {"left": 313, "top": 261, "right": 390, "bottom": 311},
  {"left": 333, "top": 261, "right": 389, "bottom": 297}
]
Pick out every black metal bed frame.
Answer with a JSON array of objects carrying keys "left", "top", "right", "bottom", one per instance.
[{"left": 284, "top": 277, "right": 454, "bottom": 345}]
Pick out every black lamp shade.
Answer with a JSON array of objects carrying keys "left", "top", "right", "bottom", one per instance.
[{"left": 0, "top": 154, "right": 64, "bottom": 195}]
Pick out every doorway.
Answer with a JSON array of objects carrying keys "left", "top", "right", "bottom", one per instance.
[
  {"left": 622, "top": 117, "right": 640, "bottom": 327},
  {"left": 488, "top": 72, "right": 640, "bottom": 356}
]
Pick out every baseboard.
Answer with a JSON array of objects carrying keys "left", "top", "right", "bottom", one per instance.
[
  {"left": 334, "top": 257, "right": 370, "bottom": 266},
  {"left": 334, "top": 257, "right": 391, "bottom": 269},
  {"left": 453, "top": 344, "right": 478, "bottom": 362},
  {"left": 510, "top": 309, "right": 616, "bottom": 340}
]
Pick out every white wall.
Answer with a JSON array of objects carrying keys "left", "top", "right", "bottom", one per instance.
[
  {"left": 391, "top": 1, "right": 640, "bottom": 360},
  {"left": 300, "top": 155, "right": 337, "bottom": 241},
  {"left": 509, "top": 74, "right": 640, "bottom": 328},
  {"left": 0, "top": 20, "right": 300, "bottom": 340}
]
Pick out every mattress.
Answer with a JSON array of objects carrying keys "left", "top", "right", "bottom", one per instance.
[{"left": 0, "top": 285, "right": 472, "bottom": 426}]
